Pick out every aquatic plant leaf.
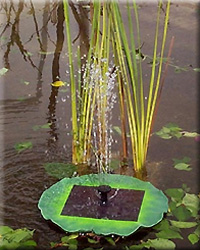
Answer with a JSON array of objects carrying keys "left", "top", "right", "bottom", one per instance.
[
  {"left": 17, "top": 97, "right": 27, "bottom": 102},
  {"left": 146, "top": 238, "right": 176, "bottom": 250},
  {"left": 155, "top": 229, "right": 183, "bottom": 239},
  {"left": 155, "top": 130, "right": 172, "bottom": 139},
  {"left": 181, "top": 183, "right": 191, "bottom": 192},
  {"left": 105, "top": 237, "right": 115, "bottom": 246},
  {"left": 38, "top": 174, "right": 168, "bottom": 236},
  {"left": 24, "top": 51, "right": 33, "bottom": 57},
  {"left": 171, "top": 205, "right": 192, "bottom": 221},
  {"left": 168, "top": 201, "right": 177, "bottom": 214},
  {"left": 193, "top": 68, "right": 200, "bottom": 72},
  {"left": 0, "top": 226, "right": 14, "bottom": 235},
  {"left": 169, "top": 220, "right": 197, "bottom": 229},
  {"left": 174, "top": 163, "right": 192, "bottom": 171},
  {"left": 170, "top": 131, "right": 182, "bottom": 139},
  {"left": 32, "top": 123, "right": 51, "bottom": 131},
  {"left": 109, "top": 159, "right": 120, "bottom": 170},
  {"left": 87, "top": 238, "right": 99, "bottom": 244},
  {"left": 165, "top": 188, "right": 184, "bottom": 202},
  {"left": 173, "top": 158, "right": 192, "bottom": 171},
  {"left": 50, "top": 242, "right": 57, "bottom": 248},
  {"left": 39, "top": 51, "right": 54, "bottom": 55},
  {"left": 165, "top": 123, "right": 182, "bottom": 131},
  {"left": 59, "top": 88, "right": 69, "bottom": 93},
  {"left": 130, "top": 238, "right": 176, "bottom": 250},
  {"left": 194, "top": 225, "right": 200, "bottom": 237},
  {"left": 112, "top": 126, "right": 130, "bottom": 137},
  {"left": 113, "top": 126, "right": 122, "bottom": 135},
  {"left": 44, "top": 162, "right": 77, "bottom": 179},
  {"left": 0, "top": 227, "right": 36, "bottom": 249},
  {"left": 83, "top": 248, "right": 103, "bottom": 250},
  {"left": 14, "top": 141, "right": 33, "bottom": 153},
  {"left": 61, "top": 236, "right": 70, "bottom": 243},
  {"left": 155, "top": 123, "right": 183, "bottom": 139},
  {"left": 154, "top": 218, "right": 181, "bottom": 240},
  {"left": 188, "top": 233, "right": 199, "bottom": 245},
  {"left": 153, "top": 219, "right": 170, "bottom": 231},
  {"left": 68, "top": 239, "right": 78, "bottom": 249},
  {"left": 129, "top": 244, "right": 150, "bottom": 250},
  {"left": 51, "top": 80, "right": 65, "bottom": 87},
  {"left": 174, "top": 66, "right": 188, "bottom": 73},
  {"left": 183, "top": 131, "right": 199, "bottom": 138},
  {"left": 23, "top": 81, "right": 30, "bottom": 85},
  {"left": 68, "top": 234, "right": 79, "bottom": 240},
  {"left": 181, "top": 193, "right": 199, "bottom": 217},
  {"left": 20, "top": 239, "right": 37, "bottom": 247},
  {"left": 162, "top": 127, "right": 171, "bottom": 133},
  {"left": 173, "top": 157, "right": 191, "bottom": 165},
  {"left": 7, "top": 228, "right": 34, "bottom": 243},
  {"left": 69, "top": 243, "right": 78, "bottom": 250},
  {"left": 0, "top": 67, "right": 8, "bottom": 76}
]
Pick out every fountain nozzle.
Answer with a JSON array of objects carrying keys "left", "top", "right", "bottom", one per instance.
[{"left": 97, "top": 185, "right": 111, "bottom": 205}]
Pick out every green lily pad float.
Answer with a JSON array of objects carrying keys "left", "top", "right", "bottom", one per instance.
[{"left": 38, "top": 174, "right": 168, "bottom": 236}]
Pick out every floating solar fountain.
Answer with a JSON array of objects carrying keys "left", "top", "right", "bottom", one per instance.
[{"left": 38, "top": 174, "right": 168, "bottom": 236}]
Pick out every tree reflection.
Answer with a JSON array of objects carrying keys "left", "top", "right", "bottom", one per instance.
[{"left": 47, "top": 1, "right": 64, "bottom": 153}]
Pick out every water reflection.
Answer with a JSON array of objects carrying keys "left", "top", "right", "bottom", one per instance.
[
  {"left": 47, "top": 2, "right": 64, "bottom": 152},
  {"left": 0, "top": 0, "right": 52, "bottom": 103},
  {"left": 1, "top": 1, "right": 39, "bottom": 71},
  {"left": 36, "top": 0, "right": 50, "bottom": 100}
]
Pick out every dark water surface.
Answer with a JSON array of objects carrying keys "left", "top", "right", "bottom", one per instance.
[{"left": 0, "top": 1, "right": 199, "bottom": 249}]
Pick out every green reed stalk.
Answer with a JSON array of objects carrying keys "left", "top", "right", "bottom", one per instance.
[
  {"left": 63, "top": 0, "right": 98, "bottom": 164},
  {"left": 82, "top": 1, "right": 101, "bottom": 163},
  {"left": 111, "top": 1, "right": 140, "bottom": 169},
  {"left": 63, "top": 0, "right": 78, "bottom": 163},
  {"left": 110, "top": 0, "right": 171, "bottom": 173},
  {"left": 143, "top": 1, "right": 171, "bottom": 161},
  {"left": 63, "top": 0, "right": 113, "bottom": 167}
]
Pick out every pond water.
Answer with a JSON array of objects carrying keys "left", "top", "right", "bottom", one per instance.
[{"left": 0, "top": 1, "right": 199, "bottom": 249}]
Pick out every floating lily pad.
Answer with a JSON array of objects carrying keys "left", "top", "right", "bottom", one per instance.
[{"left": 38, "top": 174, "right": 168, "bottom": 236}]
